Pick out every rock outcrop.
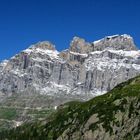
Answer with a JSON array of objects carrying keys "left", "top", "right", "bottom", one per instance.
[{"left": 93, "top": 34, "right": 137, "bottom": 51}]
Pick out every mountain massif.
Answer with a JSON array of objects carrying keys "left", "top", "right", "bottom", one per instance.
[
  {"left": 0, "top": 34, "right": 140, "bottom": 101},
  {"left": 0, "top": 34, "right": 140, "bottom": 131}
]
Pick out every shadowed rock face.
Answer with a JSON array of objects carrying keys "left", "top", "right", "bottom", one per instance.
[{"left": 0, "top": 34, "right": 140, "bottom": 106}]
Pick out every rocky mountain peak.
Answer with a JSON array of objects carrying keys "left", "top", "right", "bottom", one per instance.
[
  {"left": 32, "top": 41, "right": 56, "bottom": 51},
  {"left": 69, "top": 36, "right": 92, "bottom": 53},
  {"left": 68, "top": 34, "right": 137, "bottom": 54},
  {"left": 93, "top": 34, "right": 137, "bottom": 51},
  {"left": 105, "top": 34, "right": 132, "bottom": 39}
]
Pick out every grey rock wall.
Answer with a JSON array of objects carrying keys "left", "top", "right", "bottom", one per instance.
[{"left": 0, "top": 34, "right": 140, "bottom": 104}]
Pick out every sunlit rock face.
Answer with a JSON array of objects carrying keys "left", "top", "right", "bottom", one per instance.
[
  {"left": 0, "top": 34, "right": 140, "bottom": 105},
  {"left": 92, "top": 34, "right": 137, "bottom": 51}
]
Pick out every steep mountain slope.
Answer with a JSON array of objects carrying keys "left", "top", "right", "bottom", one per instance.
[
  {"left": 1, "top": 75, "right": 140, "bottom": 140},
  {"left": 0, "top": 34, "right": 140, "bottom": 130}
]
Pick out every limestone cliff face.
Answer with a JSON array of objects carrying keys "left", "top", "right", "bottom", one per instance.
[{"left": 0, "top": 34, "right": 140, "bottom": 104}]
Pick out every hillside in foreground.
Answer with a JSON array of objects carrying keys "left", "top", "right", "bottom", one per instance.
[{"left": 0, "top": 75, "right": 140, "bottom": 140}]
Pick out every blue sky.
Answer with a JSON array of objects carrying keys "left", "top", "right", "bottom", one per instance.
[{"left": 0, "top": 0, "right": 140, "bottom": 61}]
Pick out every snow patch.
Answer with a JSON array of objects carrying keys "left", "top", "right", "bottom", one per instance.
[
  {"left": 1, "top": 60, "right": 8, "bottom": 66},
  {"left": 69, "top": 51, "right": 88, "bottom": 57},
  {"left": 85, "top": 51, "right": 140, "bottom": 71},
  {"left": 121, "top": 34, "right": 132, "bottom": 39},
  {"left": 54, "top": 106, "right": 57, "bottom": 110},
  {"left": 23, "top": 45, "right": 61, "bottom": 60},
  {"left": 90, "top": 49, "right": 140, "bottom": 58},
  {"left": 91, "top": 89, "right": 107, "bottom": 96},
  {"left": 93, "top": 39, "right": 102, "bottom": 44},
  {"left": 132, "top": 64, "right": 140, "bottom": 70},
  {"left": 14, "top": 121, "right": 22, "bottom": 127},
  {"left": 108, "top": 50, "right": 140, "bottom": 58},
  {"left": 11, "top": 69, "right": 27, "bottom": 77},
  {"left": 106, "top": 34, "right": 119, "bottom": 39},
  {"left": 33, "top": 82, "right": 70, "bottom": 95}
]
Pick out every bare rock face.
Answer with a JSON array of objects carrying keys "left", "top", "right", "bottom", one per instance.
[
  {"left": 33, "top": 41, "right": 56, "bottom": 50},
  {"left": 93, "top": 34, "right": 137, "bottom": 51},
  {"left": 0, "top": 34, "right": 140, "bottom": 105},
  {"left": 69, "top": 37, "right": 92, "bottom": 53}
]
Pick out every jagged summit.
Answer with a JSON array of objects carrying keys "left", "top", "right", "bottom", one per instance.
[
  {"left": 69, "top": 36, "right": 92, "bottom": 54},
  {"left": 29, "top": 41, "right": 56, "bottom": 51},
  {"left": 105, "top": 34, "right": 132, "bottom": 39},
  {"left": 93, "top": 34, "right": 133, "bottom": 42},
  {"left": 20, "top": 41, "right": 60, "bottom": 61},
  {"left": 22, "top": 41, "right": 56, "bottom": 55},
  {"left": 21, "top": 34, "right": 137, "bottom": 56},
  {"left": 68, "top": 34, "right": 137, "bottom": 54},
  {"left": 93, "top": 34, "right": 137, "bottom": 51}
]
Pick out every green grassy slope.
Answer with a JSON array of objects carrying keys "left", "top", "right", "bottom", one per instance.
[
  {"left": 0, "top": 94, "right": 55, "bottom": 132},
  {"left": 0, "top": 76, "right": 140, "bottom": 140}
]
